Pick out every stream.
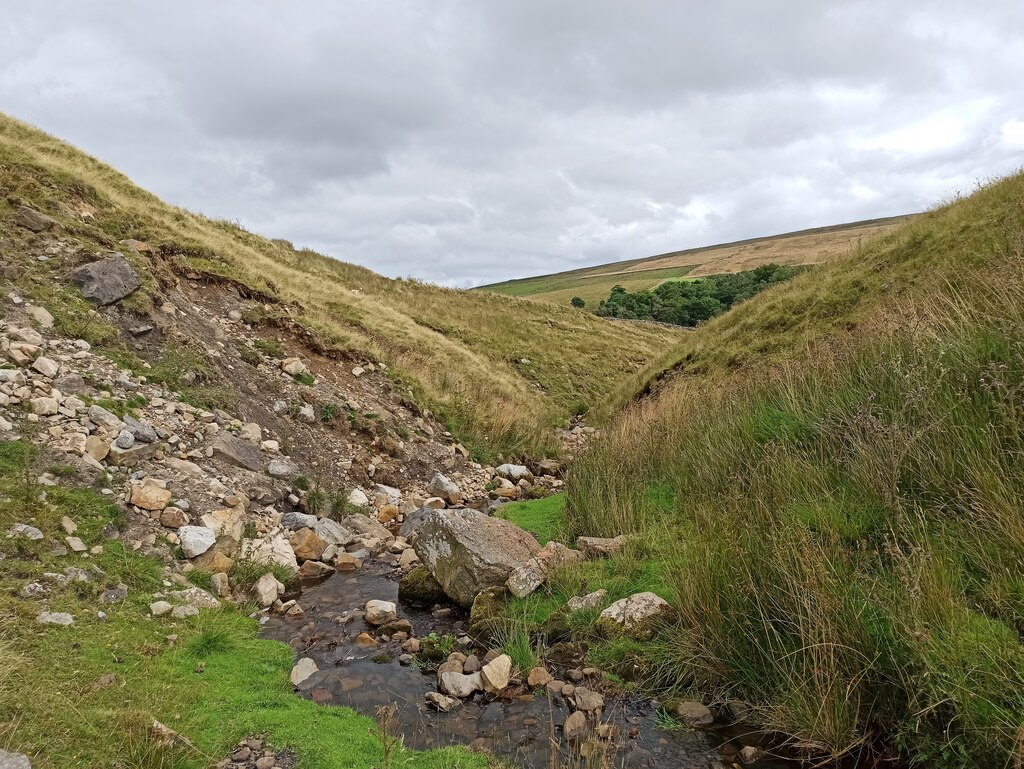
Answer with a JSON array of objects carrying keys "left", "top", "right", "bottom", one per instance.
[{"left": 261, "top": 566, "right": 803, "bottom": 769}]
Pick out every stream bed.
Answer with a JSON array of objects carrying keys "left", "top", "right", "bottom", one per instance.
[{"left": 261, "top": 566, "right": 805, "bottom": 769}]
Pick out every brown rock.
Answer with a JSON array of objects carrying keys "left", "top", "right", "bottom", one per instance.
[
  {"left": 527, "top": 667, "right": 553, "bottom": 687},
  {"left": 129, "top": 483, "right": 172, "bottom": 511},
  {"left": 290, "top": 528, "right": 327, "bottom": 561},
  {"left": 334, "top": 553, "right": 363, "bottom": 572},
  {"left": 159, "top": 507, "right": 189, "bottom": 529}
]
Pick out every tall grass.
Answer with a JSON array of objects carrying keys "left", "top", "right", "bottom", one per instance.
[{"left": 565, "top": 173, "right": 1024, "bottom": 766}]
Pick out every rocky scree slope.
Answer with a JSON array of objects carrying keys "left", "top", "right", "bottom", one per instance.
[
  {"left": 0, "top": 112, "right": 684, "bottom": 459},
  {"left": 0, "top": 201, "right": 641, "bottom": 767}
]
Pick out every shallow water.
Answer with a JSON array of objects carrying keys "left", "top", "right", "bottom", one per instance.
[{"left": 262, "top": 567, "right": 799, "bottom": 768}]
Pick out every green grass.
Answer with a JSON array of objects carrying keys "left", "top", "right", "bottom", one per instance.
[
  {"left": 0, "top": 441, "right": 484, "bottom": 769},
  {"left": 495, "top": 494, "right": 566, "bottom": 544},
  {"left": 553, "top": 172, "right": 1024, "bottom": 766}
]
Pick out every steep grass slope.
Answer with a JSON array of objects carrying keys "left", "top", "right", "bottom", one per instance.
[
  {"left": 551, "top": 173, "right": 1024, "bottom": 765},
  {"left": 0, "top": 113, "right": 682, "bottom": 459},
  {"left": 477, "top": 215, "right": 913, "bottom": 308}
]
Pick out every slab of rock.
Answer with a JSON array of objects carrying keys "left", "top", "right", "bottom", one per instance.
[
  {"left": 313, "top": 518, "right": 355, "bottom": 546},
  {"left": 289, "top": 528, "right": 327, "bottom": 561},
  {"left": 675, "top": 701, "right": 714, "bottom": 727},
  {"left": 240, "top": 535, "right": 298, "bottom": 571},
  {"left": 150, "top": 601, "right": 173, "bottom": 616},
  {"left": 426, "top": 472, "right": 461, "bottom": 505},
  {"left": 424, "top": 691, "right": 461, "bottom": 713},
  {"left": 412, "top": 508, "right": 540, "bottom": 606},
  {"left": 211, "top": 434, "right": 263, "bottom": 472},
  {"left": 31, "top": 356, "right": 59, "bottom": 378},
  {"left": 15, "top": 204, "right": 57, "bottom": 232},
  {"left": 290, "top": 657, "right": 318, "bottom": 686},
  {"left": 496, "top": 463, "right": 533, "bottom": 483},
  {"left": 30, "top": 397, "right": 59, "bottom": 416},
  {"left": 573, "top": 687, "right": 604, "bottom": 712},
  {"left": 123, "top": 414, "right": 158, "bottom": 443},
  {"left": 106, "top": 440, "right": 159, "bottom": 467},
  {"left": 563, "top": 710, "right": 589, "bottom": 742},
  {"left": 255, "top": 572, "right": 285, "bottom": 606},
  {"left": 170, "top": 587, "right": 220, "bottom": 610},
  {"left": 597, "top": 592, "right": 674, "bottom": 639},
  {"left": 68, "top": 253, "right": 141, "bottom": 306},
  {"left": 282, "top": 511, "right": 318, "bottom": 531},
  {"left": 160, "top": 507, "right": 189, "bottom": 529},
  {"left": 527, "top": 667, "right": 554, "bottom": 687},
  {"left": 178, "top": 526, "right": 216, "bottom": 558},
  {"left": 365, "top": 599, "right": 398, "bottom": 626},
  {"left": 567, "top": 589, "right": 608, "bottom": 612},
  {"left": 197, "top": 508, "right": 244, "bottom": 542},
  {"left": 37, "top": 611, "right": 74, "bottom": 626},
  {"left": 267, "top": 458, "right": 299, "bottom": 479},
  {"left": 128, "top": 482, "right": 172, "bottom": 511},
  {"left": 298, "top": 560, "right": 333, "bottom": 580},
  {"left": 8, "top": 523, "right": 43, "bottom": 541},
  {"left": 576, "top": 535, "right": 629, "bottom": 559},
  {"left": 334, "top": 553, "right": 363, "bottom": 572},
  {"left": 0, "top": 748, "right": 32, "bottom": 769},
  {"left": 439, "top": 671, "right": 482, "bottom": 698},
  {"left": 506, "top": 541, "right": 585, "bottom": 598},
  {"left": 481, "top": 654, "right": 513, "bottom": 692}
]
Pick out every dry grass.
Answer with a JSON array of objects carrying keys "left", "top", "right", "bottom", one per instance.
[
  {"left": 479, "top": 215, "right": 913, "bottom": 308},
  {"left": 0, "top": 113, "right": 682, "bottom": 459}
]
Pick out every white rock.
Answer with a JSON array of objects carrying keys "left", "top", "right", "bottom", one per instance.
[
  {"left": 177, "top": 526, "right": 217, "bottom": 558},
  {"left": 365, "top": 599, "right": 398, "bottom": 625},
  {"left": 347, "top": 488, "right": 370, "bottom": 508},
  {"left": 150, "top": 601, "right": 173, "bottom": 616},
  {"left": 31, "top": 356, "right": 59, "bottom": 378},
  {"left": 290, "top": 657, "right": 318, "bottom": 686},
  {"left": 254, "top": 572, "right": 285, "bottom": 607},
  {"left": 439, "top": 671, "right": 482, "bottom": 698},
  {"left": 481, "top": 654, "right": 513, "bottom": 692},
  {"left": 37, "top": 611, "right": 74, "bottom": 626}
]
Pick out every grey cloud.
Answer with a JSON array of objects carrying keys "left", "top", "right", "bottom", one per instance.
[{"left": 0, "top": 1, "right": 1021, "bottom": 286}]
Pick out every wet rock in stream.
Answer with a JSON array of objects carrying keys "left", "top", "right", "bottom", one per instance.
[{"left": 261, "top": 566, "right": 755, "bottom": 768}]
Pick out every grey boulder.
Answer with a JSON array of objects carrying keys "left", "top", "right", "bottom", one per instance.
[
  {"left": 411, "top": 508, "right": 540, "bottom": 606},
  {"left": 68, "top": 253, "right": 141, "bottom": 306}
]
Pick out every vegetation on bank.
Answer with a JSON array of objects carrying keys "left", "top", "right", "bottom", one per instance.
[
  {"left": 476, "top": 215, "right": 912, "bottom": 308},
  {"left": 0, "top": 113, "right": 682, "bottom": 461},
  {"left": 511, "top": 173, "right": 1024, "bottom": 767},
  {"left": 0, "top": 440, "right": 481, "bottom": 769},
  {"left": 594, "top": 263, "right": 806, "bottom": 327},
  {"left": 494, "top": 494, "right": 566, "bottom": 545}
]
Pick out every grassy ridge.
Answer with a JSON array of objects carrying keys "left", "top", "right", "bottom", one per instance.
[
  {"left": 478, "top": 215, "right": 912, "bottom": 308},
  {"left": 551, "top": 173, "right": 1024, "bottom": 765},
  {"left": 0, "top": 113, "right": 682, "bottom": 459}
]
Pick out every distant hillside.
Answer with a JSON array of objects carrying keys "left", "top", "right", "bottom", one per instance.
[
  {"left": 0, "top": 113, "right": 683, "bottom": 459},
  {"left": 477, "top": 215, "right": 916, "bottom": 308}
]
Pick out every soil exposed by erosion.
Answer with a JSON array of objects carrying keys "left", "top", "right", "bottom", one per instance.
[{"left": 262, "top": 568, "right": 799, "bottom": 769}]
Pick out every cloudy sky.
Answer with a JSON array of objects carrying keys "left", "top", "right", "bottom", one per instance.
[{"left": 1, "top": 2, "right": 1022, "bottom": 286}]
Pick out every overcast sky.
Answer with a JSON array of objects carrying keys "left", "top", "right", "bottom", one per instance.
[{"left": 1, "top": 2, "right": 1022, "bottom": 287}]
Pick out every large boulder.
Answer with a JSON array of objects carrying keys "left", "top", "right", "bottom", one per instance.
[
  {"left": 411, "top": 508, "right": 540, "bottom": 607},
  {"left": 14, "top": 204, "right": 57, "bottom": 232},
  {"left": 68, "top": 253, "right": 141, "bottom": 306},
  {"left": 211, "top": 434, "right": 263, "bottom": 472}
]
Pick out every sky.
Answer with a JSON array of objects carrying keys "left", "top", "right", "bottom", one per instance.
[{"left": 1, "top": 2, "right": 1022, "bottom": 287}]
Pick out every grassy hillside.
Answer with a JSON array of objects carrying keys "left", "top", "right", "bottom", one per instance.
[
  {"left": 477, "top": 215, "right": 914, "bottom": 309},
  {"left": 523, "top": 173, "right": 1024, "bottom": 766},
  {"left": 0, "top": 113, "right": 682, "bottom": 459}
]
